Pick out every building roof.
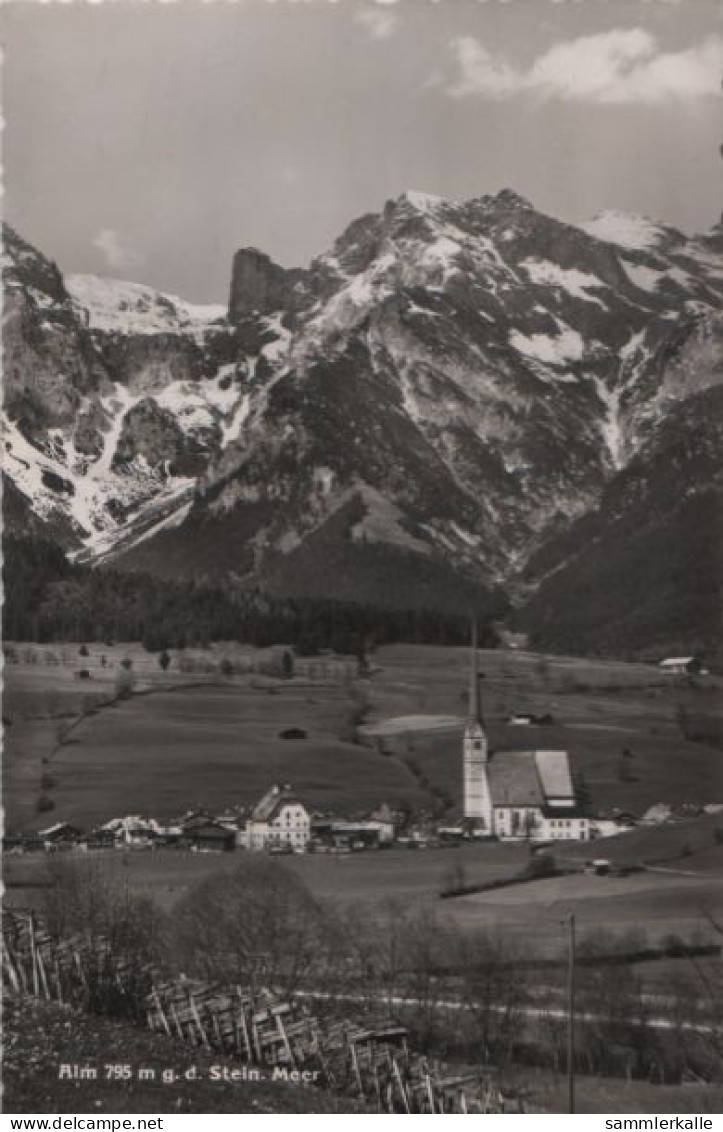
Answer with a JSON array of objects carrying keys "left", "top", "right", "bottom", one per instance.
[
  {"left": 487, "top": 749, "right": 575, "bottom": 808},
  {"left": 38, "top": 822, "right": 82, "bottom": 838},
  {"left": 487, "top": 753, "right": 544, "bottom": 807},
  {"left": 659, "top": 657, "right": 696, "bottom": 667},
  {"left": 185, "top": 821, "right": 234, "bottom": 838},
  {"left": 252, "top": 784, "right": 307, "bottom": 823},
  {"left": 535, "top": 750, "right": 574, "bottom": 800}
]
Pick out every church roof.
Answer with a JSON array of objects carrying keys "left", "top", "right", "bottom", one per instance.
[
  {"left": 535, "top": 750, "right": 574, "bottom": 799},
  {"left": 486, "top": 749, "right": 574, "bottom": 808},
  {"left": 487, "top": 753, "right": 544, "bottom": 807}
]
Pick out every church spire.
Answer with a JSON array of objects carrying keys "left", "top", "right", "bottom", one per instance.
[{"left": 468, "top": 619, "right": 481, "bottom": 724}]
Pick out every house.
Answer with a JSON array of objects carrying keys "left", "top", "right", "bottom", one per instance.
[
  {"left": 313, "top": 819, "right": 394, "bottom": 850},
  {"left": 659, "top": 657, "right": 708, "bottom": 676},
  {"left": 247, "top": 785, "right": 311, "bottom": 852},
  {"left": 507, "top": 713, "right": 534, "bottom": 726},
  {"left": 103, "top": 816, "right": 160, "bottom": 848},
  {"left": 38, "top": 822, "right": 83, "bottom": 848},
  {"left": 463, "top": 627, "right": 589, "bottom": 841},
  {"left": 182, "top": 818, "right": 236, "bottom": 852},
  {"left": 590, "top": 811, "right": 637, "bottom": 839},
  {"left": 80, "top": 828, "right": 117, "bottom": 851},
  {"left": 642, "top": 803, "right": 673, "bottom": 825},
  {"left": 246, "top": 785, "right": 311, "bottom": 852}
]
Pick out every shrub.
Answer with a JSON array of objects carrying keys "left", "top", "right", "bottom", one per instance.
[
  {"left": 77, "top": 669, "right": 91, "bottom": 680},
  {"left": 219, "top": 658, "right": 234, "bottom": 677},
  {"left": 36, "top": 794, "right": 55, "bottom": 813},
  {"left": 158, "top": 650, "right": 171, "bottom": 672},
  {"left": 525, "top": 853, "right": 557, "bottom": 879},
  {"left": 173, "top": 858, "right": 327, "bottom": 994},
  {"left": 279, "top": 727, "right": 307, "bottom": 740},
  {"left": 78, "top": 644, "right": 89, "bottom": 657}
]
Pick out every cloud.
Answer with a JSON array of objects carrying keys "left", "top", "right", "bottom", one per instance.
[
  {"left": 354, "top": 5, "right": 400, "bottom": 42},
  {"left": 93, "top": 228, "right": 143, "bottom": 272},
  {"left": 444, "top": 28, "right": 723, "bottom": 104}
]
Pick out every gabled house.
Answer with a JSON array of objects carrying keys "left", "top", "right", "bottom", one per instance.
[
  {"left": 246, "top": 784, "right": 311, "bottom": 852},
  {"left": 659, "top": 657, "right": 708, "bottom": 675},
  {"left": 181, "top": 818, "right": 236, "bottom": 852},
  {"left": 38, "top": 822, "right": 83, "bottom": 848}
]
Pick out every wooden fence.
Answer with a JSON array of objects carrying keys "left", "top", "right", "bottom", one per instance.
[{"left": 2, "top": 908, "right": 527, "bottom": 1114}]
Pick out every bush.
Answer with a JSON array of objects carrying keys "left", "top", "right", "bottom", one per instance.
[
  {"left": 120, "top": 658, "right": 133, "bottom": 671},
  {"left": 77, "top": 669, "right": 91, "bottom": 680},
  {"left": 78, "top": 644, "right": 89, "bottom": 657},
  {"left": 219, "top": 658, "right": 234, "bottom": 677},
  {"left": 36, "top": 794, "right": 55, "bottom": 813},
  {"left": 158, "top": 650, "right": 171, "bottom": 672},
  {"left": 173, "top": 858, "right": 327, "bottom": 993},
  {"left": 279, "top": 727, "right": 307, "bottom": 740},
  {"left": 525, "top": 853, "right": 557, "bottom": 879}
]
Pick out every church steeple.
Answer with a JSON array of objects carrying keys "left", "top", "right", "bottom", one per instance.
[
  {"left": 463, "top": 619, "right": 491, "bottom": 824},
  {"left": 468, "top": 619, "right": 481, "bottom": 725}
]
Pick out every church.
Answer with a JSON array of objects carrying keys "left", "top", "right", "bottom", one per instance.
[{"left": 463, "top": 628, "right": 590, "bottom": 842}]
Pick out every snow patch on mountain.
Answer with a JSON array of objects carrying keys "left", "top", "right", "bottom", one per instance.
[
  {"left": 398, "top": 190, "right": 447, "bottom": 214},
  {"left": 97, "top": 385, "right": 142, "bottom": 472},
  {"left": 621, "top": 261, "right": 663, "bottom": 293},
  {"left": 581, "top": 212, "right": 665, "bottom": 251},
  {"left": 592, "top": 377, "right": 625, "bottom": 469},
  {"left": 509, "top": 327, "right": 584, "bottom": 367},
  {"left": 521, "top": 259, "right": 607, "bottom": 309},
  {"left": 4, "top": 415, "right": 195, "bottom": 549},
  {"left": 66, "top": 274, "right": 226, "bottom": 340}
]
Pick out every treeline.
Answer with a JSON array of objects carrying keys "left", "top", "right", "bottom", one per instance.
[{"left": 3, "top": 535, "right": 499, "bottom": 654}]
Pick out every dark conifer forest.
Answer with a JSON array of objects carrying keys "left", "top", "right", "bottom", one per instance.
[{"left": 3, "top": 535, "right": 503, "bottom": 654}]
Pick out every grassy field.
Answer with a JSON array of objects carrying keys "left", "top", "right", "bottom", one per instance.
[
  {"left": 362, "top": 644, "right": 723, "bottom": 817},
  {"left": 4, "top": 841, "right": 528, "bottom": 916},
  {"left": 6, "top": 839, "right": 722, "bottom": 958},
  {"left": 5, "top": 641, "right": 722, "bottom": 833}
]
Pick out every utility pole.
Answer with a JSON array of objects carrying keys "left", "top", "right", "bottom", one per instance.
[{"left": 566, "top": 912, "right": 576, "bottom": 1114}]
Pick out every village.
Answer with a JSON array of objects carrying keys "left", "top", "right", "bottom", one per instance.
[
  {"left": 8, "top": 783, "right": 720, "bottom": 859},
  {"left": 5, "top": 642, "right": 719, "bottom": 851},
  {"left": 6, "top": 643, "right": 719, "bottom": 859}
]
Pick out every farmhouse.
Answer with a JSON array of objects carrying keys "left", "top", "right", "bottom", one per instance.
[
  {"left": 102, "top": 816, "right": 160, "bottom": 848},
  {"left": 38, "top": 822, "right": 83, "bottom": 847},
  {"left": 246, "top": 784, "right": 311, "bottom": 852},
  {"left": 313, "top": 819, "right": 395, "bottom": 850},
  {"left": 182, "top": 817, "right": 236, "bottom": 852},
  {"left": 659, "top": 656, "right": 708, "bottom": 675},
  {"left": 463, "top": 629, "right": 589, "bottom": 841}
]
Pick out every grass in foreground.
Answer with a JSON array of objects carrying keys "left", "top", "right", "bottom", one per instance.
[{"left": 2, "top": 994, "right": 369, "bottom": 1115}]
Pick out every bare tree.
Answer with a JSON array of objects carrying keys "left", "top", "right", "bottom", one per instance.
[{"left": 174, "top": 857, "right": 328, "bottom": 995}]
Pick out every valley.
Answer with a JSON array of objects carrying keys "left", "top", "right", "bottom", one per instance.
[{"left": 5, "top": 643, "right": 722, "bottom": 947}]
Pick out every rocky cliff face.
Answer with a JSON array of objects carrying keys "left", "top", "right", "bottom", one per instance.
[
  {"left": 228, "top": 248, "right": 310, "bottom": 320},
  {"left": 4, "top": 190, "right": 722, "bottom": 626}
]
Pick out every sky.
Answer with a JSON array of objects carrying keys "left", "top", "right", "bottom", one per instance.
[{"left": 2, "top": 0, "right": 722, "bottom": 302}]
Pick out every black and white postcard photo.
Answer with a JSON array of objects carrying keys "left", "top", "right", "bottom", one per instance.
[{"left": 1, "top": 0, "right": 721, "bottom": 1120}]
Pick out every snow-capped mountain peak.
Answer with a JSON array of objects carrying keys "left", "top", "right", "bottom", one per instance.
[{"left": 4, "top": 191, "right": 723, "bottom": 596}]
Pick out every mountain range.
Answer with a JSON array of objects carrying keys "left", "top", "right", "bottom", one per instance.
[{"left": 3, "top": 189, "right": 722, "bottom": 657}]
